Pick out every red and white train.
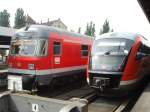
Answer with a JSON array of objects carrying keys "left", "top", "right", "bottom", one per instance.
[
  {"left": 87, "top": 32, "right": 150, "bottom": 94},
  {"left": 7, "top": 25, "right": 93, "bottom": 90}
]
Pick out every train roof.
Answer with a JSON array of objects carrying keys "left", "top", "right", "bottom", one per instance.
[
  {"left": 95, "top": 32, "right": 147, "bottom": 41},
  {"left": 13, "top": 25, "right": 92, "bottom": 40}
]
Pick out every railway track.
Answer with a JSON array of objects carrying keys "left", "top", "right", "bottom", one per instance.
[
  {"left": 113, "top": 100, "right": 130, "bottom": 112},
  {"left": 37, "top": 80, "right": 130, "bottom": 112},
  {"left": 37, "top": 77, "right": 90, "bottom": 98},
  {"left": 88, "top": 96, "right": 128, "bottom": 112}
]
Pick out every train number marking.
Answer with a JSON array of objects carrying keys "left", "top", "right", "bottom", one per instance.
[{"left": 32, "top": 104, "right": 39, "bottom": 112}]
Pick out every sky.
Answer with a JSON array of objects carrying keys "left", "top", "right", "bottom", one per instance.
[{"left": 0, "top": 0, "right": 150, "bottom": 39}]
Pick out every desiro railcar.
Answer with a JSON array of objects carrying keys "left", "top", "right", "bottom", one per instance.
[
  {"left": 87, "top": 32, "right": 150, "bottom": 94},
  {"left": 7, "top": 25, "right": 93, "bottom": 91}
]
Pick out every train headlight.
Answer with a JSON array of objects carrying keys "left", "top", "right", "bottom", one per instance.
[
  {"left": 28, "top": 64, "right": 35, "bottom": 70},
  {"left": 118, "top": 65, "right": 123, "bottom": 72},
  {"left": 87, "top": 77, "right": 90, "bottom": 84}
]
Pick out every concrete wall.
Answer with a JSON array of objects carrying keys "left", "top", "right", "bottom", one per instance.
[
  {"left": 0, "top": 93, "right": 87, "bottom": 112},
  {"left": 0, "top": 94, "right": 10, "bottom": 112}
]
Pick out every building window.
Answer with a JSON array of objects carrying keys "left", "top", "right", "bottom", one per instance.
[
  {"left": 81, "top": 45, "right": 88, "bottom": 57},
  {"left": 53, "top": 41, "right": 61, "bottom": 55}
]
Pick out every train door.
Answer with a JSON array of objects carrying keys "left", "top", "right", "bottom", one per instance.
[
  {"left": 137, "top": 43, "right": 150, "bottom": 76},
  {"left": 52, "top": 38, "right": 62, "bottom": 69}
]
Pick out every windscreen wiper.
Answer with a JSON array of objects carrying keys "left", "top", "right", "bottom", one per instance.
[{"left": 104, "top": 49, "right": 113, "bottom": 55}]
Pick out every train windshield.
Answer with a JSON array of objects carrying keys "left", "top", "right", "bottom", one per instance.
[
  {"left": 92, "top": 38, "right": 133, "bottom": 55},
  {"left": 90, "top": 38, "right": 134, "bottom": 71},
  {"left": 10, "top": 39, "right": 47, "bottom": 56},
  {"left": 10, "top": 40, "right": 37, "bottom": 56}
]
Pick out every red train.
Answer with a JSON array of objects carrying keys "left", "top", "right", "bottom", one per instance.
[
  {"left": 87, "top": 32, "right": 150, "bottom": 94},
  {"left": 7, "top": 25, "right": 93, "bottom": 91}
]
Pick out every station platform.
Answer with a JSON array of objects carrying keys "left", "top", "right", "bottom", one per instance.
[{"left": 131, "top": 83, "right": 150, "bottom": 112}]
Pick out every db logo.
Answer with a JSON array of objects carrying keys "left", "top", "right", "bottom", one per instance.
[{"left": 32, "top": 104, "right": 39, "bottom": 112}]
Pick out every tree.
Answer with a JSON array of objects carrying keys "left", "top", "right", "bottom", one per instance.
[
  {"left": 91, "top": 23, "right": 95, "bottom": 37},
  {"left": 99, "top": 19, "right": 113, "bottom": 35},
  {"left": 14, "top": 8, "right": 26, "bottom": 29},
  {"left": 84, "top": 21, "right": 95, "bottom": 37},
  {"left": 78, "top": 27, "right": 81, "bottom": 34},
  {"left": 0, "top": 10, "right": 10, "bottom": 27},
  {"left": 85, "top": 23, "right": 89, "bottom": 35}
]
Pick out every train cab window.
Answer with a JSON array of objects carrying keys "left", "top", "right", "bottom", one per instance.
[
  {"left": 81, "top": 45, "right": 88, "bottom": 57},
  {"left": 53, "top": 42, "right": 61, "bottom": 55},
  {"left": 10, "top": 40, "right": 37, "bottom": 56},
  {"left": 92, "top": 38, "right": 134, "bottom": 55},
  {"left": 37, "top": 40, "right": 48, "bottom": 56}
]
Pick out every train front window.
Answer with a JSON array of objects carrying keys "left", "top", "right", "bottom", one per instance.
[
  {"left": 10, "top": 40, "right": 37, "bottom": 56},
  {"left": 91, "top": 55, "right": 126, "bottom": 71},
  {"left": 92, "top": 38, "right": 134, "bottom": 55},
  {"left": 10, "top": 39, "right": 48, "bottom": 56},
  {"left": 90, "top": 38, "right": 134, "bottom": 71},
  {"left": 21, "top": 40, "right": 37, "bottom": 55}
]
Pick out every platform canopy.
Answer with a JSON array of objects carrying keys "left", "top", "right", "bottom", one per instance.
[
  {"left": 0, "top": 27, "right": 16, "bottom": 37},
  {"left": 138, "top": 0, "right": 150, "bottom": 23},
  {"left": 0, "top": 27, "right": 16, "bottom": 46}
]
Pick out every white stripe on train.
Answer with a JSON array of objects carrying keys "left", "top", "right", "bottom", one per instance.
[
  {"left": 120, "top": 75, "right": 144, "bottom": 86},
  {"left": 120, "top": 78, "right": 139, "bottom": 85},
  {"left": 8, "top": 65, "right": 87, "bottom": 75}
]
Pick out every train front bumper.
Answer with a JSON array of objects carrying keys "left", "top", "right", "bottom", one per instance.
[{"left": 90, "top": 81, "right": 140, "bottom": 97}]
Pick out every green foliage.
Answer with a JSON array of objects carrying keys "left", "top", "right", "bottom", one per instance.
[
  {"left": 0, "top": 10, "right": 10, "bottom": 27},
  {"left": 85, "top": 23, "right": 89, "bottom": 35},
  {"left": 78, "top": 27, "right": 81, "bottom": 33},
  {"left": 99, "top": 19, "right": 113, "bottom": 35},
  {"left": 91, "top": 23, "right": 95, "bottom": 37},
  {"left": 14, "top": 8, "right": 26, "bottom": 29},
  {"left": 84, "top": 21, "right": 95, "bottom": 37}
]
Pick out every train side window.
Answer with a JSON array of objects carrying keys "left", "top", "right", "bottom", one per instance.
[
  {"left": 143, "top": 45, "right": 150, "bottom": 54},
  {"left": 81, "top": 45, "right": 88, "bottom": 57},
  {"left": 53, "top": 41, "right": 61, "bottom": 55},
  {"left": 138, "top": 44, "right": 143, "bottom": 53},
  {"left": 38, "top": 40, "right": 48, "bottom": 56},
  {"left": 139, "top": 44, "right": 149, "bottom": 54}
]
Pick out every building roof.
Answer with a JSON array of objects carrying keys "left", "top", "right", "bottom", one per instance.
[{"left": 42, "top": 18, "right": 67, "bottom": 29}]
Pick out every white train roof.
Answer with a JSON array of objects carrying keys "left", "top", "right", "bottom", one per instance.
[{"left": 95, "top": 32, "right": 144, "bottom": 41}]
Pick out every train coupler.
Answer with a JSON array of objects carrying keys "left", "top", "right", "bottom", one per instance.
[{"left": 95, "top": 78, "right": 109, "bottom": 92}]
